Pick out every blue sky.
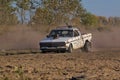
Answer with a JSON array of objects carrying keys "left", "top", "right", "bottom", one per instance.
[{"left": 82, "top": 0, "right": 120, "bottom": 17}]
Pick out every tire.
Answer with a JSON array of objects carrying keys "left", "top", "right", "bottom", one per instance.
[
  {"left": 83, "top": 41, "right": 91, "bottom": 52},
  {"left": 68, "top": 44, "right": 73, "bottom": 53},
  {"left": 41, "top": 50, "right": 47, "bottom": 53}
]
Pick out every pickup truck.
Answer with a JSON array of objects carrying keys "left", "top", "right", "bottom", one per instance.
[{"left": 39, "top": 26, "right": 92, "bottom": 53}]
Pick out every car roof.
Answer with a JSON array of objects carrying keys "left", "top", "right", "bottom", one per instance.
[{"left": 54, "top": 26, "right": 79, "bottom": 31}]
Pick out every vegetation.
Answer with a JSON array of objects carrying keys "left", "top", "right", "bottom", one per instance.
[
  {"left": 80, "top": 12, "right": 98, "bottom": 26},
  {"left": 0, "top": 0, "right": 18, "bottom": 25},
  {"left": 31, "top": 0, "right": 86, "bottom": 25},
  {"left": 0, "top": 0, "right": 120, "bottom": 28}
]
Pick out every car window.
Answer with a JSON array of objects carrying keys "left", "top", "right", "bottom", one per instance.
[
  {"left": 49, "top": 30, "right": 73, "bottom": 37},
  {"left": 74, "top": 30, "right": 79, "bottom": 37}
]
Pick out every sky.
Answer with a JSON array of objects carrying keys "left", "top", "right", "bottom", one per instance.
[{"left": 82, "top": 0, "right": 120, "bottom": 17}]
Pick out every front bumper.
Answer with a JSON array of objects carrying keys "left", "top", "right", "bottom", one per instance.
[
  {"left": 39, "top": 42, "right": 68, "bottom": 52},
  {"left": 40, "top": 47, "right": 68, "bottom": 52}
]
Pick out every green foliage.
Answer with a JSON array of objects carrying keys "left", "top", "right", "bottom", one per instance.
[
  {"left": 33, "top": 8, "right": 54, "bottom": 25},
  {"left": 31, "top": 0, "right": 86, "bottom": 25},
  {"left": 80, "top": 12, "right": 98, "bottom": 26},
  {"left": 16, "top": 0, "right": 30, "bottom": 10}
]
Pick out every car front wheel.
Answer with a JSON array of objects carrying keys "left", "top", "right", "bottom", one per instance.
[{"left": 68, "top": 44, "right": 73, "bottom": 53}]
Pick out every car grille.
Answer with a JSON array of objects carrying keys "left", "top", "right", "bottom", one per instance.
[{"left": 40, "top": 42, "right": 65, "bottom": 47}]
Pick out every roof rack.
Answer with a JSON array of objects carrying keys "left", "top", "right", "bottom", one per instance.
[{"left": 68, "top": 25, "right": 73, "bottom": 28}]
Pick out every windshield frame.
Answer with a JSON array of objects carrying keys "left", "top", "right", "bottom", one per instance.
[{"left": 49, "top": 29, "right": 73, "bottom": 37}]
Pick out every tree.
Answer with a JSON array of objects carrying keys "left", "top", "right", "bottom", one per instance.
[
  {"left": 14, "top": 0, "right": 42, "bottom": 24},
  {"left": 108, "top": 17, "right": 120, "bottom": 26},
  {"left": 98, "top": 16, "right": 108, "bottom": 26},
  {"left": 0, "top": 0, "right": 18, "bottom": 25},
  {"left": 31, "top": 0, "right": 86, "bottom": 25},
  {"left": 15, "top": 0, "right": 30, "bottom": 24},
  {"left": 80, "top": 12, "right": 98, "bottom": 26}
]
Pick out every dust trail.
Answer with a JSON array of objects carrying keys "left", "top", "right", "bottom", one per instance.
[
  {"left": 0, "top": 25, "right": 120, "bottom": 51},
  {"left": 0, "top": 26, "right": 45, "bottom": 50},
  {"left": 92, "top": 27, "right": 120, "bottom": 51}
]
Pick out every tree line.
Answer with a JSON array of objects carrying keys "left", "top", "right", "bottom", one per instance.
[{"left": 0, "top": 0, "right": 120, "bottom": 27}]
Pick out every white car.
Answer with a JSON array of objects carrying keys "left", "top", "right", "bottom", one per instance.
[{"left": 39, "top": 26, "right": 92, "bottom": 53}]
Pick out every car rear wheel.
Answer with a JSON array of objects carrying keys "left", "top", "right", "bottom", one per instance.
[{"left": 83, "top": 41, "right": 91, "bottom": 52}]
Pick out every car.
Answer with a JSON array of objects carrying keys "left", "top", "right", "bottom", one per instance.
[{"left": 39, "top": 26, "right": 92, "bottom": 53}]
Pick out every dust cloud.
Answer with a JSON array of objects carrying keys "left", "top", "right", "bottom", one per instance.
[
  {"left": 0, "top": 26, "right": 44, "bottom": 50},
  {"left": 0, "top": 26, "right": 120, "bottom": 51},
  {"left": 92, "top": 27, "right": 120, "bottom": 51}
]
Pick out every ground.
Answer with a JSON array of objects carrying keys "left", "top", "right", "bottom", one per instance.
[
  {"left": 0, "top": 26, "right": 120, "bottom": 80},
  {"left": 0, "top": 50, "right": 120, "bottom": 80}
]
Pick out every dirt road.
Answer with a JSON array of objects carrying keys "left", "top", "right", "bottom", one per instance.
[{"left": 0, "top": 51, "right": 120, "bottom": 80}]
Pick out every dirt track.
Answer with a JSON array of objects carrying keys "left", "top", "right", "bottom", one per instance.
[
  {"left": 0, "top": 26, "right": 120, "bottom": 80},
  {"left": 0, "top": 51, "right": 120, "bottom": 80}
]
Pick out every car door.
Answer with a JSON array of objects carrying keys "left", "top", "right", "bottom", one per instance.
[
  {"left": 77, "top": 31, "right": 84, "bottom": 48},
  {"left": 72, "top": 30, "right": 81, "bottom": 49}
]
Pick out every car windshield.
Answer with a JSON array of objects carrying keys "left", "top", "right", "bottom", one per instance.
[{"left": 49, "top": 30, "right": 73, "bottom": 37}]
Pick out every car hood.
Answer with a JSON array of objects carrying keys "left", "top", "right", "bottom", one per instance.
[{"left": 40, "top": 37, "right": 72, "bottom": 43}]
